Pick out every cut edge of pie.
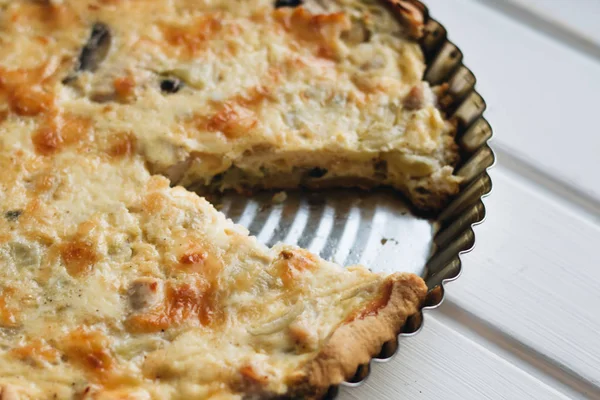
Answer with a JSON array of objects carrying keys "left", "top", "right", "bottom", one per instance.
[{"left": 162, "top": 0, "right": 460, "bottom": 213}]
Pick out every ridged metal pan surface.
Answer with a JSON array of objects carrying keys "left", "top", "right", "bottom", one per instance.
[{"left": 215, "top": 0, "right": 495, "bottom": 395}]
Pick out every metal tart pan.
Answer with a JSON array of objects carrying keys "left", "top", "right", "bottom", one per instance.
[{"left": 211, "top": 1, "right": 494, "bottom": 396}]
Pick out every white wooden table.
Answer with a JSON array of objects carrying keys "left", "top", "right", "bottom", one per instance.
[{"left": 340, "top": 1, "right": 600, "bottom": 399}]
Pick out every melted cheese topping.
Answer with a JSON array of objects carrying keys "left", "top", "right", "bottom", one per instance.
[
  {"left": 0, "top": 0, "right": 459, "bottom": 210},
  {"left": 0, "top": 0, "right": 434, "bottom": 398}
]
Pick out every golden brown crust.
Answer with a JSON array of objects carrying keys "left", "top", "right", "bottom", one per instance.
[
  {"left": 287, "top": 273, "right": 427, "bottom": 399},
  {"left": 385, "top": 0, "right": 426, "bottom": 39},
  {"left": 0, "top": 385, "right": 19, "bottom": 400}
]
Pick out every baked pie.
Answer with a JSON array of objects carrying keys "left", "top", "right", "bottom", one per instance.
[{"left": 0, "top": 0, "right": 458, "bottom": 398}]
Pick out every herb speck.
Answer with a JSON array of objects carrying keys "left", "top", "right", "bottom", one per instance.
[{"left": 5, "top": 210, "right": 22, "bottom": 221}]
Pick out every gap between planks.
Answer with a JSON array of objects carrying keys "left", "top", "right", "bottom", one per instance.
[
  {"left": 472, "top": 0, "right": 600, "bottom": 64},
  {"left": 427, "top": 0, "right": 600, "bottom": 203},
  {"left": 437, "top": 300, "right": 600, "bottom": 400},
  {"left": 338, "top": 315, "right": 572, "bottom": 400},
  {"left": 492, "top": 143, "right": 600, "bottom": 226}
]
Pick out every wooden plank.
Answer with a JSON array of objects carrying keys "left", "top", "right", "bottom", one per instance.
[
  {"left": 414, "top": 0, "right": 600, "bottom": 387},
  {"left": 471, "top": 0, "right": 600, "bottom": 66},
  {"left": 501, "top": 0, "right": 600, "bottom": 46},
  {"left": 339, "top": 317, "right": 570, "bottom": 400},
  {"left": 445, "top": 165, "right": 600, "bottom": 392},
  {"left": 425, "top": 0, "right": 600, "bottom": 203}
]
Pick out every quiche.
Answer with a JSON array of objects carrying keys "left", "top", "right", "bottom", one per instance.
[{"left": 0, "top": 0, "right": 453, "bottom": 398}]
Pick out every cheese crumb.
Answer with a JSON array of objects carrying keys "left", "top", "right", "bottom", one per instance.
[{"left": 272, "top": 191, "right": 288, "bottom": 204}]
